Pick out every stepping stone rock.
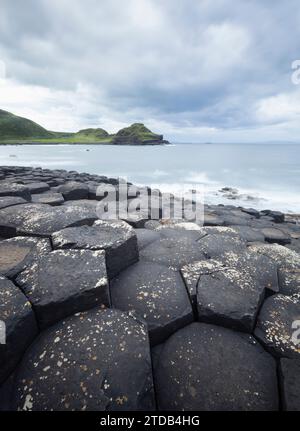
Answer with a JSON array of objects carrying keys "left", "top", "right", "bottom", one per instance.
[
  {"left": 197, "top": 267, "right": 265, "bottom": 332},
  {"left": 111, "top": 261, "right": 194, "bottom": 345},
  {"left": 153, "top": 323, "right": 278, "bottom": 411},
  {"left": 0, "top": 276, "right": 38, "bottom": 384},
  {"left": 58, "top": 181, "right": 89, "bottom": 200},
  {"left": 255, "top": 294, "right": 300, "bottom": 359},
  {"left": 218, "top": 249, "right": 279, "bottom": 293},
  {"left": 52, "top": 220, "right": 138, "bottom": 279},
  {"left": 279, "top": 358, "right": 300, "bottom": 411},
  {"left": 261, "top": 227, "right": 291, "bottom": 245},
  {"left": 31, "top": 192, "right": 64, "bottom": 206},
  {"left": 0, "top": 197, "right": 27, "bottom": 210},
  {"left": 203, "top": 213, "right": 224, "bottom": 226},
  {"left": 134, "top": 228, "right": 160, "bottom": 250},
  {"left": 198, "top": 232, "right": 247, "bottom": 259},
  {"left": 249, "top": 244, "right": 300, "bottom": 295},
  {"left": 241, "top": 208, "right": 260, "bottom": 218},
  {"left": 140, "top": 234, "right": 205, "bottom": 270},
  {"left": 12, "top": 308, "right": 155, "bottom": 411},
  {"left": 0, "top": 183, "right": 31, "bottom": 201},
  {"left": 27, "top": 182, "right": 50, "bottom": 194},
  {"left": 16, "top": 249, "right": 110, "bottom": 329},
  {"left": 0, "top": 203, "right": 98, "bottom": 237},
  {"left": 180, "top": 259, "right": 225, "bottom": 308},
  {"left": 0, "top": 237, "right": 51, "bottom": 278},
  {"left": 232, "top": 226, "right": 265, "bottom": 243}
]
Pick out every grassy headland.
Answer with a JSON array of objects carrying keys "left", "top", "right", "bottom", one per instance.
[{"left": 0, "top": 109, "right": 169, "bottom": 145}]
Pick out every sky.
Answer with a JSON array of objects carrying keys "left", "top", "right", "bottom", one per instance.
[{"left": 1, "top": 0, "right": 300, "bottom": 143}]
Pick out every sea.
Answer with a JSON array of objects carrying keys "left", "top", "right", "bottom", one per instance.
[{"left": 0, "top": 143, "right": 299, "bottom": 213}]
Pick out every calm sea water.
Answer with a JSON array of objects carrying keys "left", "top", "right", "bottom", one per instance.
[{"left": 0, "top": 143, "right": 299, "bottom": 213}]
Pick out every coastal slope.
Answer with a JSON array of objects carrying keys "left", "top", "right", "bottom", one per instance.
[{"left": 0, "top": 109, "right": 169, "bottom": 145}]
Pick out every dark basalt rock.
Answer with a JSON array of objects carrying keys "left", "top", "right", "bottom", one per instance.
[
  {"left": 0, "top": 276, "right": 38, "bottom": 384},
  {"left": 279, "top": 358, "right": 300, "bottom": 411},
  {"left": 261, "top": 227, "right": 291, "bottom": 245},
  {"left": 231, "top": 226, "right": 265, "bottom": 243},
  {"left": 249, "top": 244, "right": 300, "bottom": 295},
  {"left": 16, "top": 249, "right": 110, "bottom": 329},
  {"left": 26, "top": 182, "right": 50, "bottom": 194},
  {"left": 218, "top": 249, "right": 279, "bottom": 293},
  {"left": 0, "top": 183, "right": 31, "bottom": 201},
  {"left": 197, "top": 267, "right": 265, "bottom": 332},
  {"left": 198, "top": 230, "right": 247, "bottom": 259},
  {"left": 31, "top": 192, "right": 64, "bottom": 206},
  {"left": 134, "top": 228, "right": 160, "bottom": 250},
  {"left": 255, "top": 294, "right": 300, "bottom": 359},
  {"left": 58, "top": 181, "right": 89, "bottom": 200},
  {"left": 0, "top": 196, "right": 27, "bottom": 210},
  {"left": 111, "top": 261, "right": 194, "bottom": 346},
  {"left": 0, "top": 236, "right": 51, "bottom": 278},
  {"left": 153, "top": 323, "right": 278, "bottom": 411},
  {"left": 12, "top": 308, "right": 155, "bottom": 411},
  {"left": 180, "top": 260, "right": 225, "bottom": 308},
  {"left": 203, "top": 213, "right": 225, "bottom": 226},
  {"left": 241, "top": 208, "right": 260, "bottom": 218},
  {"left": 140, "top": 234, "right": 205, "bottom": 270},
  {"left": 0, "top": 203, "right": 98, "bottom": 237},
  {"left": 52, "top": 220, "right": 138, "bottom": 279}
]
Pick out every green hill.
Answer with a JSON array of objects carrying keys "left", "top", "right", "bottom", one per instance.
[
  {"left": 112, "top": 123, "right": 166, "bottom": 145},
  {"left": 0, "top": 109, "right": 169, "bottom": 145},
  {"left": 0, "top": 109, "right": 53, "bottom": 139}
]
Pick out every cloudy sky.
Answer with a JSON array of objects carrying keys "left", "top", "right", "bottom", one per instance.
[{"left": 1, "top": 0, "right": 300, "bottom": 142}]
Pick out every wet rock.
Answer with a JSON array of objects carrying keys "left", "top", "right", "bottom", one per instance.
[
  {"left": 197, "top": 267, "right": 265, "bottom": 332},
  {"left": 52, "top": 220, "right": 138, "bottom": 279},
  {"left": 0, "top": 183, "right": 31, "bottom": 201},
  {"left": 140, "top": 234, "right": 205, "bottom": 270},
  {"left": 153, "top": 323, "right": 278, "bottom": 411},
  {"left": 279, "top": 358, "right": 300, "bottom": 411},
  {"left": 261, "top": 227, "right": 291, "bottom": 245},
  {"left": 134, "top": 228, "right": 160, "bottom": 250},
  {"left": 58, "top": 181, "right": 89, "bottom": 201},
  {"left": 27, "top": 182, "right": 50, "bottom": 194},
  {"left": 249, "top": 244, "right": 300, "bottom": 295},
  {"left": 31, "top": 192, "right": 64, "bottom": 206},
  {"left": 0, "top": 276, "right": 38, "bottom": 384},
  {"left": 0, "top": 197, "right": 27, "bottom": 210},
  {"left": 111, "top": 261, "right": 194, "bottom": 345},
  {"left": 16, "top": 249, "right": 110, "bottom": 329},
  {"left": 0, "top": 237, "right": 51, "bottom": 278},
  {"left": 12, "top": 308, "right": 155, "bottom": 411},
  {"left": 255, "top": 294, "right": 300, "bottom": 359}
]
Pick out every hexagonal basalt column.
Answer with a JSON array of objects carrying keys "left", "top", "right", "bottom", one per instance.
[
  {"left": 0, "top": 237, "right": 51, "bottom": 278},
  {"left": 111, "top": 261, "right": 194, "bottom": 345},
  {"left": 51, "top": 220, "right": 139, "bottom": 279},
  {"left": 0, "top": 276, "right": 38, "bottom": 384},
  {"left": 152, "top": 323, "right": 278, "bottom": 411},
  {"left": 16, "top": 249, "right": 110, "bottom": 329},
  {"left": 255, "top": 294, "right": 300, "bottom": 359},
  {"left": 12, "top": 308, "right": 155, "bottom": 411}
]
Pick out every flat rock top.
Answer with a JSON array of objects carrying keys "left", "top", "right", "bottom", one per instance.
[
  {"left": 12, "top": 308, "right": 154, "bottom": 411},
  {"left": 52, "top": 220, "right": 135, "bottom": 250},
  {"left": 255, "top": 294, "right": 300, "bottom": 359},
  {"left": 153, "top": 322, "right": 278, "bottom": 411}
]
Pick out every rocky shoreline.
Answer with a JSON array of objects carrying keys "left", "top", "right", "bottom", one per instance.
[{"left": 0, "top": 165, "right": 300, "bottom": 411}]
